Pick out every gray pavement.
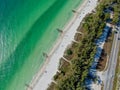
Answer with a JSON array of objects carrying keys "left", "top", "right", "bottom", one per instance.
[{"left": 104, "top": 26, "right": 120, "bottom": 90}]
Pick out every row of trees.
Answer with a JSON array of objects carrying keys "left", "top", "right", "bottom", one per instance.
[{"left": 98, "top": 0, "right": 120, "bottom": 24}]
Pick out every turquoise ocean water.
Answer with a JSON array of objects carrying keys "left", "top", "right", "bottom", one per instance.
[{"left": 0, "top": 0, "right": 83, "bottom": 90}]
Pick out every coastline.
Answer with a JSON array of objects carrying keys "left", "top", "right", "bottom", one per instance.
[{"left": 27, "top": 0, "right": 98, "bottom": 90}]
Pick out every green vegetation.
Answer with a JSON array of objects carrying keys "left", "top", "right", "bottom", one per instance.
[
  {"left": 113, "top": 44, "right": 120, "bottom": 90},
  {"left": 99, "top": 0, "right": 120, "bottom": 24},
  {"left": 48, "top": 0, "right": 120, "bottom": 90},
  {"left": 66, "top": 49, "right": 73, "bottom": 55}
]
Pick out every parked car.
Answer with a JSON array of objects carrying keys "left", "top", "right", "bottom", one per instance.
[
  {"left": 118, "top": 37, "right": 120, "bottom": 40},
  {"left": 114, "top": 31, "right": 118, "bottom": 34}
]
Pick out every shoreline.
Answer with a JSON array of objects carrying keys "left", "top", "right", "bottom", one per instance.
[{"left": 27, "top": 0, "right": 98, "bottom": 90}]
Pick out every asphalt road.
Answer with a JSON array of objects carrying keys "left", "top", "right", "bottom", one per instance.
[{"left": 104, "top": 26, "right": 120, "bottom": 90}]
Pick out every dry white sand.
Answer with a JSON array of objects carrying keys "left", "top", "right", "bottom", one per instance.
[
  {"left": 27, "top": 0, "right": 98, "bottom": 90},
  {"left": 91, "top": 83, "right": 101, "bottom": 90}
]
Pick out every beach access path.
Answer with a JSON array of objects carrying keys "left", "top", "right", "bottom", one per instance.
[{"left": 27, "top": 0, "right": 98, "bottom": 90}]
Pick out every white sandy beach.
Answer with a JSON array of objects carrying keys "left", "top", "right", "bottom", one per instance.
[{"left": 27, "top": 0, "right": 98, "bottom": 90}]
